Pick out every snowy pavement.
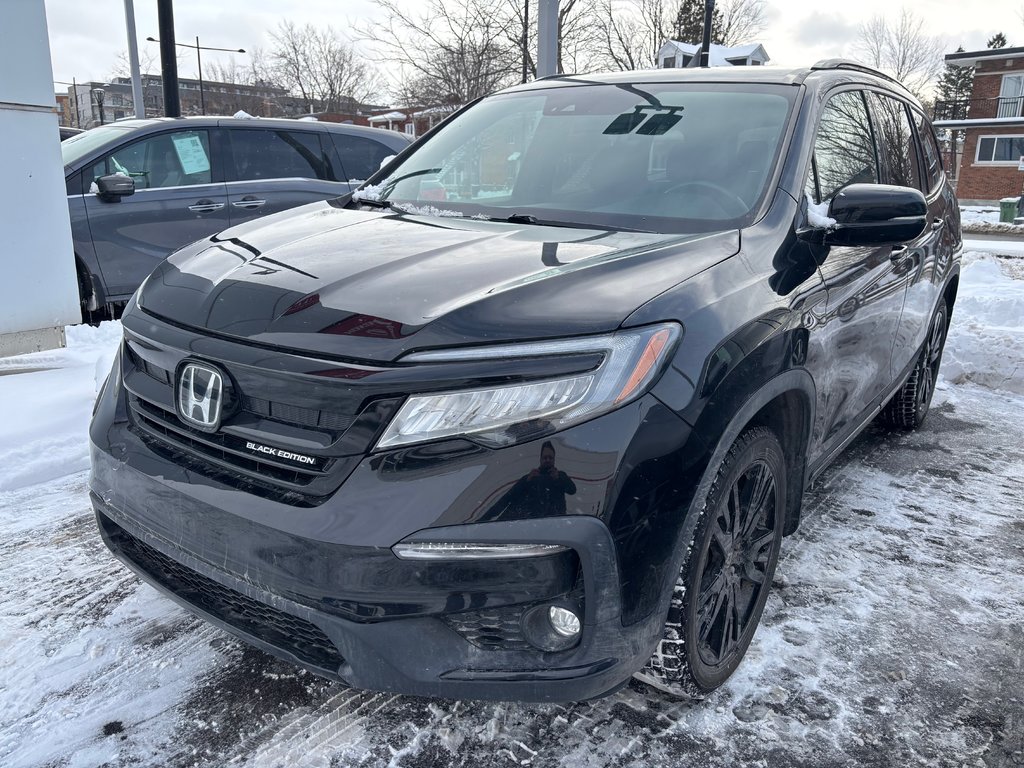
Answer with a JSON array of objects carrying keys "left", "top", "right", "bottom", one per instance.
[{"left": 2, "top": 248, "right": 1023, "bottom": 767}]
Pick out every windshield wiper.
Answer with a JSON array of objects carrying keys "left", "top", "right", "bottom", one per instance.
[
  {"left": 498, "top": 213, "right": 647, "bottom": 233},
  {"left": 352, "top": 197, "right": 394, "bottom": 210}
]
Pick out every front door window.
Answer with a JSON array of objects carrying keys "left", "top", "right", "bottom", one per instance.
[{"left": 87, "top": 130, "right": 212, "bottom": 190}]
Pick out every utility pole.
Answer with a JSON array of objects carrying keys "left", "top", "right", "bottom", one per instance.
[
  {"left": 196, "top": 36, "right": 205, "bottom": 115},
  {"left": 521, "top": 0, "right": 529, "bottom": 84},
  {"left": 699, "top": 0, "right": 715, "bottom": 68},
  {"left": 537, "top": 0, "right": 558, "bottom": 78},
  {"left": 122, "top": 0, "right": 145, "bottom": 118},
  {"left": 156, "top": 0, "right": 180, "bottom": 117}
]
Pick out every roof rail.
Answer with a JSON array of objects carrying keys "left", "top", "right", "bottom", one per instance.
[{"left": 809, "top": 59, "right": 905, "bottom": 88}]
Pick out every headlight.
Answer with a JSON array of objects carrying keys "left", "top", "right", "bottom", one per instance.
[{"left": 375, "top": 322, "right": 681, "bottom": 450}]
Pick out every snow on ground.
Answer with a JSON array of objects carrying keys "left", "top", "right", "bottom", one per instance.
[
  {"left": 1, "top": 243, "right": 1023, "bottom": 767},
  {"left": 0, "top": 323, "right": 120, "bottom": 492},
  {"left": 961, "top": 204, "right": 1024, "bottom": 235}
]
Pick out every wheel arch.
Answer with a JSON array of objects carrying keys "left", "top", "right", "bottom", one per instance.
[{"left": 690, "top": 369, "right": 816, "bottom": 537}]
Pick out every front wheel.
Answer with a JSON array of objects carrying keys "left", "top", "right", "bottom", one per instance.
[{"left": 636, "top": 426, "right": 787, "bottom": 698}]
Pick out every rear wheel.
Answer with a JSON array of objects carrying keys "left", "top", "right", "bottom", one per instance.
[
  {"left": 636, "top": 426, "right": 786, "bottom": 698},
  {"left": 882, "top": 301, "right": 948, "bottom": 430}
]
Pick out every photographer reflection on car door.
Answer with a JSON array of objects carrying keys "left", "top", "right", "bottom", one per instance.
[{"left": 494, "top": 441, "right": 578, "bottom": 518}]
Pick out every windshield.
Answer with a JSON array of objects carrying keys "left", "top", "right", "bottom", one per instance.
[
  {"left": 60, "top": 124, "right": 133, "bottom": 167},
  {"left": 366, "top": 82, "right": 796, "bottom": 233}
]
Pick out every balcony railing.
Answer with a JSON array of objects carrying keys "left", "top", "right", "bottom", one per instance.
[{"left": 933, "top": 95, "right": 1024, "bottom": 122}]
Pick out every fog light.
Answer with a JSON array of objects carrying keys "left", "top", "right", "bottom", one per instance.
[
  {"left": 521, "top": 603, "right": 583, "bottom": 651},
  {"left": 548, "top": 606, "right": 581, "bottom": 637}
]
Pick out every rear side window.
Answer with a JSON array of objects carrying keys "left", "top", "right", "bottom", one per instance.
[
  {"left": 913, "top": 111, "right": 944, "bottom": 192},
  {"left": 870, "top": 93, "right": 924, "bottom": 191},
  {"left": 332, "top": 134, "right": 397, "bottom": 182},
  {"left": 806, "top": 90, "right": 879, "bottom": 203},
  {"left": 228, "top": 129, "right": 330, "bottom": 181}
]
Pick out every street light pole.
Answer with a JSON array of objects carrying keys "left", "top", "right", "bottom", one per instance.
[
  {"left": 147, "top": 36, "right": 244, "bottom": 116},
  {"left": 196, "top": 36, "right": 205, "bottom": 115},
  {"left": 122, "top": 0, "right": 145, "bottom": 118},
  {"left": 91, "top": 88, "right": 106, "bottom": 126}
]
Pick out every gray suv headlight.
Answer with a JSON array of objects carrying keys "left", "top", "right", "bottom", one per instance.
[{"left": 375, "top": 323, "right": 681, "bottom": 450}]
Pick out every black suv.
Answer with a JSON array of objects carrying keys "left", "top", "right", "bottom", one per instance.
[
  {"left": 90, "top": 61, "right": 961, "bottom": 702},
  {"left": 61, "top": 117, "right": 411, "bottom": 319}
]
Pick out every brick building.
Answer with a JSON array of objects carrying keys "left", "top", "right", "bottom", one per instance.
[{"left": 933, "top": 46, "right": 1024, "bottom": 204}]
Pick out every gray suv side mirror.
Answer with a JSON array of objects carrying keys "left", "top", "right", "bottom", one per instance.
[{"left": 96, "top": 174, "right": 135, "bottom": 201}]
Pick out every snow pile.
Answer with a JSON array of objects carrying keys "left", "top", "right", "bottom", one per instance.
[
  {"left": 960, "top": 204, "right": 1023, "bottom": 234},
  {"left": 960, "top": 206, "right": 999, "bottom": 228},
  {"left": 392, "top": 202, "right": 464, "bottom": 218},
  {"left": 941, "top": 249, "right": 1024, "bottom": 395},
  {"left": 806, "top": 197, "right": 836, "bottom": 229},
  {"left": 0, "top": 322, "right": 121, "bottom": 492},
  {"left": 351, "top": 183, "right": 384, "bottom": 202},
  {"left": 232, "top": 110, "right": 258, "bottom": 120}
]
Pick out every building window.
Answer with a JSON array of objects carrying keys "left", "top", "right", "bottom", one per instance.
[
  {"left": 663, "top": 56, "right": 676, "bottom": 69},
  {"left": 998, "top": 74, "right": 1024, "bottom": 118},
  {"left": 976, "top": 135, "right": 1024, "bottom": 163},
  {"left": 404, "top": 123, "right": 415, "bottom": 136}
]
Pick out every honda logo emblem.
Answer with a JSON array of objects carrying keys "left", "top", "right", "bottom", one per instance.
[{"left": 177, "top": 363, "right": 224, "bottom": 432}]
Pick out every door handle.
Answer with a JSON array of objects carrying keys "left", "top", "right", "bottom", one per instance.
[
  {"left": 232, "top": 198, "right": 267, "bottom": 210},
  {"left": 188, "top": 200, "right": 225, "bottom": 213},
  {"left": 889, "top": 245, "right": 908, "bottom": 260}
]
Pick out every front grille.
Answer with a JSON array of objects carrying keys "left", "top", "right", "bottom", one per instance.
[
  {"left": 106, "top": 515, "right": 344, "bottom": 672},
  {"left": 127, "top": 396, "right": 335, "bottom": 507},
  {"left": 126, "top": 346, "right": 355, "bottom": 434},
  {"left": 446, "top": 606, "right": 533, "bottom": 651}
]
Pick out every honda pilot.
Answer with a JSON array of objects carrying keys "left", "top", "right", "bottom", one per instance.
[{"left": 90, "top": 61, "right": 961, "bottom": 702}]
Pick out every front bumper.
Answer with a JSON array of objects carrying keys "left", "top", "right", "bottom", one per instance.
[{"left": 92, "top": 446, "right": 665, "bottom": 702}]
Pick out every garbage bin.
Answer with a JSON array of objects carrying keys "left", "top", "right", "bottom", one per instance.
[{"left": 1000, "top": 197, "right": 1019, "bottom": 223}]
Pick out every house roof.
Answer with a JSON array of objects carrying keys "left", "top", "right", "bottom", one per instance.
[
  {"left": 945, "top": 46, "right": 1024, "bottom": 67},
  {"left": 933, "top": 116, "right": 1024, "bottom": 129},
  {"left": 658, "top": 40, "right": 769, "bottom": 66},
  {"left": 369, "top": 111, "right": 407, "bottom": 122}
]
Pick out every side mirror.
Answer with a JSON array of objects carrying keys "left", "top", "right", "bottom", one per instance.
[
  {"left": 799, "top": 183, "right": 927, "bottom": 247},
  {"left": 95, "top": 174, "right": 135, "bottom": 201}
]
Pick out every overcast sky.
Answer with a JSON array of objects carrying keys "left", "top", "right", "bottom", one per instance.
[{"left": 43, "top": 0, "right": 1023, "bottom": 96}]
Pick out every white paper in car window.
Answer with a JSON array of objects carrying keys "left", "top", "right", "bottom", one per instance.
[{"left": 172, "top": 134, "right": 210, "bottom": 175}]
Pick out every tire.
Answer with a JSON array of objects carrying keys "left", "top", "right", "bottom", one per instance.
[
  {"left": 636, "top": 426, "right": 787, "bottom": 698},
  {"left": 881, "top": 301, "right": 948, "bottom": 430}
]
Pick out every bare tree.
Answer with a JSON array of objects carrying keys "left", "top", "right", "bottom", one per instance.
[
  {"left": 593, "top": 0, "right": 672, "bottom": 71},
  {"left": 270, "top": 21, "right": 382, "bottom": 112},
  {"left": 854, "top": 9, "right": 944, "bottom": 99},
  {"left": 718, "top": 0, "right": 768, "bottom": 46},
  {"left": 202, "top": 49, "right": 289, "bottom": 116},
  {"left": 363, "top": 0, "right": 519, "bottom": 106},
  {"left": 503, "top": 0, "right": 605, "bottom": 79}
]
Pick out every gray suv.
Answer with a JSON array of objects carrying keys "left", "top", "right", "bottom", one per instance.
[{"left": 61, "top": 117, "right": 412, "bottom": 319}]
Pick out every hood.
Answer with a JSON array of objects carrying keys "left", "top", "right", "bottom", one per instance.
[{"left": 138, "top": 201, "right": 739, "bottom": 362}]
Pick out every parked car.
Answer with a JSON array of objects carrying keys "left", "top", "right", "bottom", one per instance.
[
  {"left": 59, "top": 126, "right": 84, "bottom": 140},
  {"left": 90, "top": 61, "right": 961, "bottom": 703},
  {"left": 61, "top": 117, "right": 412, "bottom": 319}
]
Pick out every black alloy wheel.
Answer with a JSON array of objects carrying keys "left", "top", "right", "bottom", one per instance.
[
  {"left": 637, "top": 426, "right": 787, "bottom": 698},
  {"left": 882, "top": 301, "right": 949, "bottom": 430},
  {"left": 695, "top": 457, "right": 778, "bottom": 668}
]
